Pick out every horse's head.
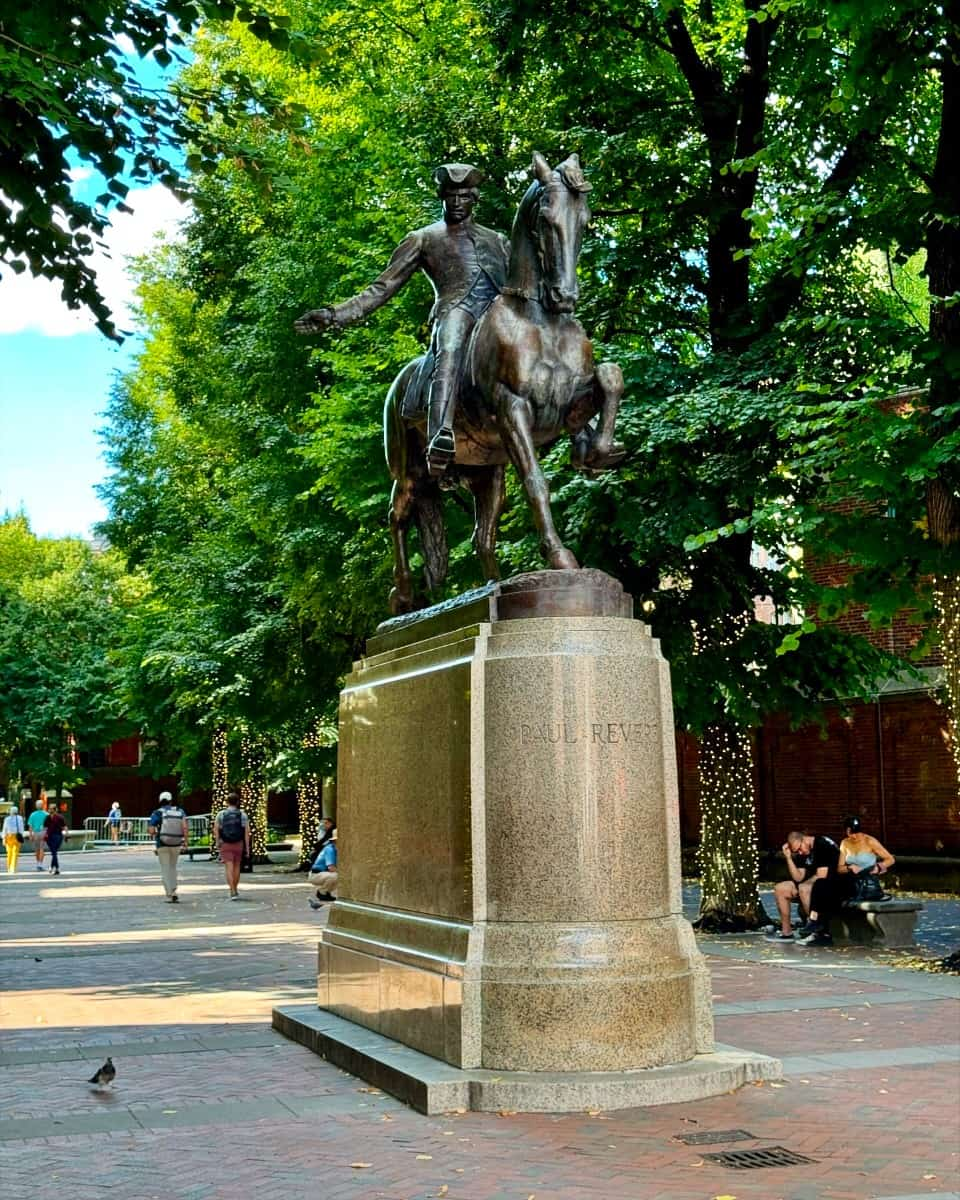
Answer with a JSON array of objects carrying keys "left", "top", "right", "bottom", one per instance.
[{"left": 526, "top": 151, "right": 591, "bottom": 314}]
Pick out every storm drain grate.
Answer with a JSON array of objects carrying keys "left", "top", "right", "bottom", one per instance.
[
  {"left": 703, "top": 1146, "right": 816, "bottom": 1170},
  {"left": 675, "top": 1129, "right": 757, "bottom": 1146}
]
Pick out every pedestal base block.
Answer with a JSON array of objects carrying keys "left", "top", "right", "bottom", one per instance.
[{"left": 274, "top": 1004, "right": 782, "bottom": 1116}]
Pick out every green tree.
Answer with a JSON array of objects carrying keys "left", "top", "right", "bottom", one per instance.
[
  {"left": 0, "top": 0, "right": 300, "bottom": 335},
  {"left": 0, "top": 514, "right": 135, "bottom": 799},
  {"left": 485, "top": 0, "right": 951, "bottom": 925}
]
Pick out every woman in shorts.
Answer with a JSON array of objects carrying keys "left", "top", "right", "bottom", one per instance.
[{"left": 214, "top": 793, "right": 250, "bottom": 900}]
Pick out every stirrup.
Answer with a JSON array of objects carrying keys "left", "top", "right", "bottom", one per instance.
[{"left": 426, "top": 428, "right": 455, "bottom": 477}]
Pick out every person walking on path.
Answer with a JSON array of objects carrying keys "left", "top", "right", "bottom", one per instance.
[
  {"left": 107, "top": 802, "right": 122, "bottom": 843},
  {"left": 213, "top": 792, "right": 250, "bottom": 900},
  {"left": 2, "top": 805, "right": 25, "bottom": 873},
  {"left": 43, "top": 807, "right": 67, "bottom": 875},
  {"left": 148, "top": 791, "right": 189, "bottom": 903},
  {"left": 26, "top": 799, "right": 47, "bottom": 870}
]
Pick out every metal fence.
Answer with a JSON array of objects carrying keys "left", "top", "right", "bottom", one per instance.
[{"left": 82, "top": 814, "right": 210, "bottom": 849}]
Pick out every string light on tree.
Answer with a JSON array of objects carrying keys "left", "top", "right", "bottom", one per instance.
[
  {"left": 934, "top": 576, "right": 960, "bottom": 788},
  {"left": 691, "top": 611, "right": 764, "bottom": 930},
  {"left": 297, "top": 722, "right": 324, "bottom": 868},
  {"left": 209, "top": 728, "right": 229, "bottom": 861},
  {"left": 240, "top": 734, "right": 268, "bottom": 861}
]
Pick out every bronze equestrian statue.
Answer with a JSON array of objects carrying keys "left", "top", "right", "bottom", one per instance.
[{"left": 296, "top": 152, "right": 626, "bottom": 614}]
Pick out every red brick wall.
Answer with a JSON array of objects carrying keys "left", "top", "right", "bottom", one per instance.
[
  {"left": 677, "top": 693, "right": 958, "bottom": 855},
  {"left": 805, "top": 497, "right": 941, "bottom": 667}
]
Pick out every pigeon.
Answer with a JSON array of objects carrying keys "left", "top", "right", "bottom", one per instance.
[{"left": 87, "top": 1057, "right": 116, "bottom": 1088}]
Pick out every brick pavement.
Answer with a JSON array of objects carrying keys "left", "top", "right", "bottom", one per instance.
[{"left": 1, "top": 850, "right": 958, "bottom": 1200}]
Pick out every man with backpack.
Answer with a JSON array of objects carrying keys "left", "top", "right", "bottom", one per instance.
[
  {"left": 213, "top": 792, "right": 250, "bottom": 900},
  {"left": 148, "top": 790, "right": 189, "bottom": 903}
]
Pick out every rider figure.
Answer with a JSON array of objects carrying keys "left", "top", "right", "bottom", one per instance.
[{"left": 295, "top": 164, "right": 510, "bottom": 477}]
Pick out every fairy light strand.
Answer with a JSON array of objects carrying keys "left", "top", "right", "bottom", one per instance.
[
  {"left": 693, "top": 612, "right": 762, "bottom": 923},
  {"left": 240, "top": 734, "right": 268, "bottom": 860},
  {"left": 297, "top": 722, "right": 324, "bottom": 867},
  {"left": 934, "top": 575, "right": 960, "bottom": 790},
  {"left": 209, "top": 728, "right": 229, "bottom": 861}
]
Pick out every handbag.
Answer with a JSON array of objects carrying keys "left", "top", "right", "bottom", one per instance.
[
  {"left": 15, "top": 832, "right": 24, "bottom": 844},
  {"left": 853, "top": 873, "right": 886, "bottom": 902}
]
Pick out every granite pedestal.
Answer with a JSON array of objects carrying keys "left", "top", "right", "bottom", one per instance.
[{"left": 282, "top": 571, "right": 780, "bottom": 1108}]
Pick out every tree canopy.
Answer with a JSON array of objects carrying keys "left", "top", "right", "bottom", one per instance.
[{"left": 84, "top": 0, "right": 958, "bottom": 913}]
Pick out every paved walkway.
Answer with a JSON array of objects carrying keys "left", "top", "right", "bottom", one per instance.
[{"left": 0, "top": 850, "right": 958, "bottom": 1200}]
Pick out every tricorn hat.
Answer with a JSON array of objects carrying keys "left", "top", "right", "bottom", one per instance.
[{"left": 434, "top": 163, "right": 485, "bottom": 195}]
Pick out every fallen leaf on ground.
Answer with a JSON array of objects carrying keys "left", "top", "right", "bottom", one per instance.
[
  {"left": 713, "top": 1195, "right": 738, "bottom": 1200},
  {"left": 437, "top": 1187, "right": 448, "bottom": 1196},
  {"left": 416, "top": 1154, "right": 433, "bottom": 1160},
  {"left": 349, "top": 1162, "right": 372, "bottom": 1169},
  {"left": 923, "top": 1175, "right": 937, "bottom": 1180},
  {"left": 497, "top": 1110, "right": 517, "bottom": 1117}
]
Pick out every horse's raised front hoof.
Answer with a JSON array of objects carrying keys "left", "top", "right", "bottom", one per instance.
[
  {"left": 389, "top": 586, "right": 416, "bottom": 616},
  {"left": 583, "top": 440, "right": 627, "bottom": 470},
  {"left": 547, "top": 547, "right": 579, "bottom": 570}
]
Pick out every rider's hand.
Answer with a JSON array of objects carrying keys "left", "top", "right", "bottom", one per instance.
[
  {"left": 781, "top": 842, "right": 791, "bottom": 857},
  {"left": 294, "top": 307, "right": 337, "bottom": 334}
]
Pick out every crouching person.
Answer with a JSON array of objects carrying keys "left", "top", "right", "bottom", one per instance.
[{"left": 309, "top": 831, "right": 337, "bottom": 910}]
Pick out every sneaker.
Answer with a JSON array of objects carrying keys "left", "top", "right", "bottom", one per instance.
[
  {"left": 168, "top": 894, "right": 179, "bottom": 904},
  {"left": 229, "top": 892, "right": 239, "bottom": 901},
  {"left": 36, "top": 864, "right": 44, "bottom": 872},
  {"left": 765, "top": 930, "right": 795, "bottom": 941},
  {"left": 53, "top": 869, "right": 60, "bottom": 876},
  {"left": 797, "top": 926, "right": 832, "bottom": 946},
  {"left": 309, "top": 898, "right": 326, "bottom": 910}
]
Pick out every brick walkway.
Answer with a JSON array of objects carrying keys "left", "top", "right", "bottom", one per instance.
[{"left": 1, "top": 850, "right": 958, "bottom": 1200}]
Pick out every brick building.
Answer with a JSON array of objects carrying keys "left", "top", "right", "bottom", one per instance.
[{"left": 677, "top": 499, "right": 957, "bottom": 856}]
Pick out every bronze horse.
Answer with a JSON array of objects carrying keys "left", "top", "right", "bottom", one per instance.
[{"left": 385, "top": 152, "right": 625, "bottom": 613}]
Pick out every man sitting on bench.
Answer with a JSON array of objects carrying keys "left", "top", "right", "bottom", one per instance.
[{"left": 768, "top": 829, "right": 839, "bottom": 942}]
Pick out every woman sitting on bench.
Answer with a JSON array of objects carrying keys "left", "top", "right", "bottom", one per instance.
[{"left": 796, "top": 817, "right": 895, "bottom": 945}]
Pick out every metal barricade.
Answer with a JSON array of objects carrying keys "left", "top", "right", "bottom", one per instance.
[{"left": 82, "top": 813, "right": 210, "bottom": 849}]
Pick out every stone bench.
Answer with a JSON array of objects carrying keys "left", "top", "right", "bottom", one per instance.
[{"left": 828, "top": 898, "right": 923, "bottom": 949}]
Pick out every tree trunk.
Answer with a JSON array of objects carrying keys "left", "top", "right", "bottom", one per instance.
[
  {"left": 935, "top": 576, "right": 960, "bottom": 792},
  {"left": 297, "top": 773, "right": 322, "bottom": 869},
  {"left": 240, "top": 735, "right": 269, "bottom": 863},
  {"left": 926, "top": 4, "right": 960, "bottom": 796},
  {"left": 695, "top": 721, "right": 767, "bottom": 931},
  {"left": 208, "top": 728, "right": 229, "bottom": 861}
]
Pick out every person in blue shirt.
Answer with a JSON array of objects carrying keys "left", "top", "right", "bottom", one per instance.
[{"left": 308, "top": 831, "right": 337, "bottom": 909}]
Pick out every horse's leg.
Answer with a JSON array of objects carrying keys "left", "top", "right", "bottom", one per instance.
[
  {"left": 498, "top": 389, "right": 579, "bottom": 570},
  {"left": 388, "top": 475, "right": 417, "bottom": 614},
  {"left": 579, "top": 361, "right": 627, "bottom": 469},
  {"left": 467, "top": 465, "right": 506, "bottom": 582}
]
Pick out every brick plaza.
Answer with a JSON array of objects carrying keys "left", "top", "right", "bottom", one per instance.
[{"left": 1, "top": 851, "right": 957, "bottom": 1200}]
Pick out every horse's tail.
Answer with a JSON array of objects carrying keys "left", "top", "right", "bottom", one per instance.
[{"left": 415, "top": 487, "right": 448, "bottom": 591}]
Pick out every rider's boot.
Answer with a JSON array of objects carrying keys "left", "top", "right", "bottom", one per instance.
[{"left": 426, "top": 380, "right": 457, "bottom": 478}]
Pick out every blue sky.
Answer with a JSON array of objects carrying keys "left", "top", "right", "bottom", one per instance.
[{"left": 0, "top": 48, "right": 185, "bottom": 541}]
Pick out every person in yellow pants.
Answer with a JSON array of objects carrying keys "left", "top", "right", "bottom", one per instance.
[{"left": 2, "top": 805, "right": 26, "bottom": 873}]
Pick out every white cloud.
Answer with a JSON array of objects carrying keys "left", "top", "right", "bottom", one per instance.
[{"left": 0, "top": 184, "right": 189, "bottom": 337}]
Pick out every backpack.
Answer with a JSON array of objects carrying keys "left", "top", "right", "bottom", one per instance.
[
  {"left": 219, "top": 808, "right": 244, "bottom": 844},
  {"left": 157, "top": 806, "right": 185, "bottom": 846}
]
